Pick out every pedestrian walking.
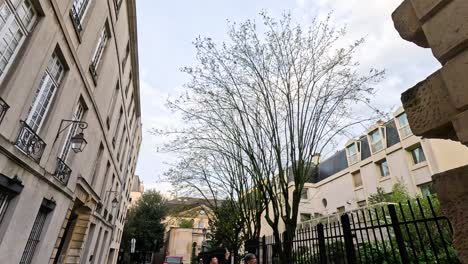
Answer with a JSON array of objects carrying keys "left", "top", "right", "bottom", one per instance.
[
  {"left": 209, "top": 256, "right": 219, "bottom": 264},
  {"left": 243, "top": 253, "right": 257, "bottom": 264}
]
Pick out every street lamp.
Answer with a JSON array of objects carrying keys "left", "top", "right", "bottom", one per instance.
[
  {"left": 56, "top": 119, "right": 89, "bottom": 153},
  {"left": 106, "top": 190, "right": 120, "bottom": 209},
  {"left": 70, "top": 132, "right": 87, "bottom": 153},
  {"left": 201, "top": 227, "right": 207, "bottom": 252}
]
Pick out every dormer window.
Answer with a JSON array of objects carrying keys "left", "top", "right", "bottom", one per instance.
[
  {"left": 346, "top": 142, "right": 360, "bottom": 165},
  {"left": 396, "top": 112, "right": 412, "bottom": 139},
  {"left": 369, "top": 128, "right": 385, "bottom": 153}
]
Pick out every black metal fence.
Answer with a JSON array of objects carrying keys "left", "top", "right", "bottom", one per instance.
[{"left": 251, "top": 197, "right": 459, "bottom": 264}]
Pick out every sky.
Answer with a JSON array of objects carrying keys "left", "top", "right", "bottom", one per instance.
[{"left": 134, "top": 0, "right": 440, "bottom": 196}]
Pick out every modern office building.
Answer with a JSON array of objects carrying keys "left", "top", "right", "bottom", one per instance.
[
  {"left": 0, "top": 0, "right": 141, "bottom": 263},
  {"left": 260, "top": 107, "right": 468, "bottom": 236}
]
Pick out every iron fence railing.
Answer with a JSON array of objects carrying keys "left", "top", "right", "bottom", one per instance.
[
  {"left": 249, "top": 197, "right": 459, "bottom": 264},
  {"left": 54, "top": 158, "right": 71, "bottom": 185},
  {"left": 15, "top": 121, "right": 46, "bottom": 163}
]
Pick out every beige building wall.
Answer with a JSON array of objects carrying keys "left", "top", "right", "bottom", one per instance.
[
  {"left": 129, "top": 174, "right": 143, "bottom": 207},
  {"left": 164, "top": 205, "right": 211, "bottom": 264},
  {"left": 0, "top": 1, "right": 142, "bottom": 264},
  {"left": 260, "top": 107, "right": 468, "bottom": 236}
]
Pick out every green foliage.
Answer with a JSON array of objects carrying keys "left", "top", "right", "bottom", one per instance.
[
  {"left": 209, "top": 200, "right": 243, "bottom": 251},
  {"left": 178, "top": 218, "right": 194, "bottom": 228},
  {"left": 121, "top": 190, "right": 167, "bottom": 253},
  {"left": 368, "top": 179, "right": 411, "bottom": 205},
  {"left": 365, "top": 181, "right": 460, "bottom": 264}
]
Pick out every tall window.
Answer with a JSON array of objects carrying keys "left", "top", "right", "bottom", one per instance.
[
  {"left": 90, "top": 24, "right": 109, "bottom": 79},
  {"left": 26, "top": 52, "right": 65, "bottom": 132},
  {"left": 346, "top": 142, "right": 360, "bottom": 165},
  {"left": 411, "top": 146, "right": 426, "bottom": 164},
  {"left": 107, "top": 81, "right": 120, "bottom": 128},
  {"left": 300, "top": 188, "right": 308, "bottom": 200},
  {"left": 0, "top": 0, "right": 37, "bottom": 78},
  {"left": 352, "top": 171, "right": 362, "bottom": 188},
  {"left": 60, "top": 102, "right": 85, "bottom": 162},
  {"left": 377, "top": 159, "right": 390, "bottom": 177},
  {"left": 125, "top": 72, "right": 132, "bottom": 96},
  {"left": 122, "top": 41, "right": 129, "bottom": 69},
  {"left": 397, "top": 113, "right": 412, "bottom": 139},
  {"left": 112, "top": 108, "right": 123, "bottom": 147},
  {"left": 20, "top": 201, "right": 54, "bottom": 264},
  {"left": 71, "top": 0, "right": 91, "bottom": 33},
  {"left": 113, "top": 0, "right": 123, "bottom": 13},
  {"left": 90, "top": 143, "right": 104, "bottom": 187},
  {"left": 369, "top": 128, "right": 384, "bottom": 153},
  {"left": 0, "top": 189, "right": 11, "bottom": 224}
]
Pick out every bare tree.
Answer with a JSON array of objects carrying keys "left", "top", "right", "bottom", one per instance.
[{"left": 159, "top": 12, "right": 384, "bottom": 263}]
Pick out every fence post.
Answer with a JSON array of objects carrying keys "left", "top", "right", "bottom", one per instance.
[
  {"left": 262, "top": 236, "right": 267, "bottom": 264},
  {"left": 388, "top": 204, "right": 410, "bottom": 263},
  {"left": 341, "top": 213, "right": 357, "bottom": 264},
  {"left": 317, "top": 223, "right": 327, "bottom": 264}
]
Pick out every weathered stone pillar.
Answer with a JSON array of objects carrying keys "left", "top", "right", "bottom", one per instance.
[{"left": 392, "top": 0, "right": 468, "bottom": 262}]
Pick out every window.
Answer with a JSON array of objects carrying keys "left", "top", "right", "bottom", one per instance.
[
  {"left": 397, "top": 113, "right": 412, "bottom": 139},
  {"left": 0, "top": 0, "right": 36, "bottom": 79},
  {"left": 20, "top": 199, "right": 54, "bottom": 264},
  {"left": 125, "top": 72, "right": 132, "bottom": 96},
  {"left": 0, "top": 189, "right": 10, "bottom": 224},
  {"left": 122, "top": 41, "right": 129, "bottom": 69},
  {"left": 89, "top": 24, "right": 109, "bottom": 80},
  {"left": 107, "top": 81, "right": 120, "bottom": 128},
  {"left": 112, "top": 108, "right": 123, "bottom": 147},
  {"left": 377, "top": 159, "right": 390, "bottom": 177},
  {"left": 337, "top": 206, "right": 345, "bottom": 213},
  {"left": 26, "top": 52, "right": 65, "bottom": 132},
  {"left": 300, "top": 188, "right": 308, "bottom": 200},
  {"left": 352, "top": 171, "right": 362, "bottom": 188},
  {"left": 369, "top": 128, "right": 384, "bottom": 153},
  {"left": 346, "top": 142, "right": 360, "bottom": 165},
  {"left": 113, "top": 0, "right": 123, "bottom": 13},
  {"left": 71, "top": 0, "right": 91, "bottom": 33},
  {"left": 410, "top": 146, "right": 426, "bottom": 164},
  {"left": 419, "top": 182, "right": 435, "bottom": 197},
  {"left": 357, "top": 200, "right": 367, "bottom": 207},
  {"left": 198, "top": 220, "right": 205, "bottom": 229},
  {"left": 59, "top": 102, "right": 85, "bottom": 162},
  {"left": 90, "top": 143, "right": 104, "bottom": 186},
  {"left": 300, "top": 213, "right": 311, "bottom": 222}
]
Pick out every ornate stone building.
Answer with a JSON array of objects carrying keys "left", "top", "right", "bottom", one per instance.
[{"left": 0, "top": 0, "right": 141, "bottom": 263}]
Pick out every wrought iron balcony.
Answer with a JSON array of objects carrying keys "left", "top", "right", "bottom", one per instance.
[
  {"left": 15, "top": 121, "right": 46, "bottom": 163},
  {"left": 0, "top": 97, "right": 9, "bottom": 125},
  {"left": 54, "top": 158, "right": 72, "bottom": 185},
  {"left": 70, "top": 6, "right": 83, "bottom": 33}
]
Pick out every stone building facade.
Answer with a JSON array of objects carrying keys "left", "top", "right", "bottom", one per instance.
[
  {"left": 0, "top": 0, "right": 141, "bottom": 263},
  {"left": 129, "top": 174, "right": 143, "bottom": 207},
  {"left": 260, "top": 107, "right": 468, "bottom": 236},
  {"left": 392, "top": 0, "right": 468, "bottom": 261}
]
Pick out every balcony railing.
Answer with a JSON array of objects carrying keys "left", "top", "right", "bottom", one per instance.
[
  {"left": 54, "top": 158, "right": 72, "bottom": 185},
  {"left": 70, "top": 6, "right": 83, "bottom": 34},
  {"left": 15, "top": 121, "right": 46, "bottom": 163},
  {"left": 0, "top": 97, "right": 9, "bottom": 125}
]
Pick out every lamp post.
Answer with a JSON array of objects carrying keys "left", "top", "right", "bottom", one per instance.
[
  {"left": 201, "top": 227, "right": 207, "bottom": 252},
  {"left": 56, "top": 119, "right": 89, "bottom": 153},
  {"left": 106, "top": 190, "right": 120, "bottom": 209}
]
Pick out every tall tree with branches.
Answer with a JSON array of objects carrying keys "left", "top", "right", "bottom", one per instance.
[{"left": 159, "top": 12, "right": 384, "bottom": 263}]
